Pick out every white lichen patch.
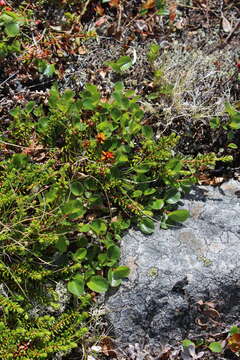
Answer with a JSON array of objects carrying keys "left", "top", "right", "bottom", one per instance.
[{"left": 29, "top": 281, "right": 71, "bottom": 318}]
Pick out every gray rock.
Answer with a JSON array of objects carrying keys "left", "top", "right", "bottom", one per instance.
[{"left": 105, "top": 179, "right": 240, "bottom": 354}]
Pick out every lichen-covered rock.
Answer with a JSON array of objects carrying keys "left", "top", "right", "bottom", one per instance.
[{"left": 105, "top": 180, "right": 240, "bottom": 354}]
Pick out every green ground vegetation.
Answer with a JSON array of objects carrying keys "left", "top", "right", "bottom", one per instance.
[
  {"left": 0, "top": 0, "right": 239, "bottom": 359},
  {"left": 0, "top": 80, "right": 232, "bottom": 359}
]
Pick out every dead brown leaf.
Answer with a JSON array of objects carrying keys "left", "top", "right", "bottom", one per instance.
[
  {"left": 228, "top": 333, "right": 240, "bottom": 353},
  {"left": 203, "top": 308, "right": 220, "bottom": 319},
  {"left": 158, "top": 346, "right": 172, "bottom": 359},
  {"left": 22, "top": 139, "right": 45, "bottom": 160},
  {"left": 100, "top": 337, "right": 117, "bottom": 357},
  {"left": 196, "top": 317, "right": 208, "bottom": 328},
  {"left": 204, "top": 301, "right": 215, "bottom": 308},
  {"left": 196, "top": 300, "right": 221, "bottom": 325},
  {"left": 169, "top": 2, "right": 177, "bottom": 24},
  {"left": 142, "top": 0, "right": 155, "bottom": 10},
  {"left": 109, "top": 0, "right": 120, "bottom": 7},
  {"left": 198, "top": 174, "right": 224, "bottom": 186}
]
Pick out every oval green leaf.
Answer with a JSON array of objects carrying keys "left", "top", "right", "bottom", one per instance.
[
  {"left": 90, "top": 219, "right": 107, "bottom": 235},
  {"left": 107, "top": 245, "right": 120, "bottom": 261},
  {"left": 229, "top": 113, "right": 240, "bottom": 129},
  {"left": 229, "top": 325, "right": 240, "bottom": 335},
  {"left": 67, "top": 276, "right": 84, "bottom": 297},
  {"left": 72, "top": 248, "right": 87, "bottom": 262},
  {"left": 78, "top": 224, "right": 90, "bottom": 233},
  {"left": 210, "top": 117, "right": 220, "bottom": 129},
  {"left": 71, "top": 181, "right": 84, "bottom": 196},
  {"left": 225, "top": 102, "right": 237, "bottom": 116},
  {"left": 116, "top": 153, "right": 129, "bottom": 164},
  {"left": 61, "top": 199, "right": 85, "bottom": 219},
  {"left": 165, "top": 159, "right": 182, "bottom": 172},
  {"left": 120, "top": 57, "right": 133, "bottom": 72},
  {"left": 150, "top": 199, "right": 164, "bottom": 210},
  {"left": 167, "top": 209, "right": 190, "bottom": 223},
  {"left": 87, "top": 276, "right": 109, "bottom": 293},
  {"left": 209, "top": 342, "right": 222, "bottom": 353},
  {"left": 139, "top": 217, "right": 155, "bottom": 234},
  {"left": 144, "top": 188, "right": 156, "bottom": 196},
  {"left": 182, "top": 339, "right": 195, "bottom": 348},
  {"left": 43, "top": 64, "right": 55, "bottom": 77},
  {"left": 5, "top": 22, "right": 20, "bottom": 37},
  {"left": 142, "top": 125, "right": 153, "bottom": 139},
  {"left": 55, "top": 236, "right": 69, "bottom": 253},
  {"left": 165, "top": 189, "right": 181, "bottom": 204},
  {"left": 132, "top": 190, "right": 143, "bottom": 198},
  {"left": 134, "top": 165, "right": 150, "bottom": 174},
  {"left": 108, "top": 269, "right": 122, "bottom": 287},
  {"left": 45, "top": 187, "right": 58, "bottom": 204},
  {"left": 228, "top": 143, "right": 238, "bottom": 149},
  {"left": 112, "top": 266, "right": 130, "bottom": 280}
]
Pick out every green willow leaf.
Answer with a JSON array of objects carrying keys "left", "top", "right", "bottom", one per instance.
[
  {"left": 61, "top": 199, "right": 85, "bottom": 219},
  {"left": 112, "top": 266, "right": 130, "bottom": 280},
  {"left": 139, "top": 217, "right": 155, "bottom": 234},
  {"left": 167, "top": 209, "right": 190, "bottom": 223},
  {"left": 150, "top": 199, "right": 164, "bottom": 210},
  {"left": 209, "top": 342, "right": 222, "bottom": 353},
  {"left": 108, "top": 269, "right": 122, "bottom": 287},
  {"left": 71, "top": 182, "right": 84, "bottom": 196},
  {"left": 55, "top": 236, "right": 69, "bottom": 253},
  {"left": 87, "top": 276, "right": 109, "bottom": 293},
  {"left": 67, "top": 275, "right": 85, "bottom": 297},
  {"left": 5, "top": 22, "right": 20, "bottom": 37},
  {"left": 72, "top": 248, "right": 87, "bottom": 262},
  {"left": 107, "top": 245, "right": 120, "bottom": 261},
  {"left": 142, "top": 125, "right": 153, "bottom": 139},
  {"left": 90, "top": 219, "right": 107, "bottom": 235}
]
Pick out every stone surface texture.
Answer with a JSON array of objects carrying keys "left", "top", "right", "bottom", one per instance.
[{"left": 105, "top": 180, "right": 240, "bottom": 355}]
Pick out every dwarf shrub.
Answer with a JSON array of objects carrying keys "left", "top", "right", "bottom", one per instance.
[{"left": 0, "top": 83, "right": 232, "bottom": 358}]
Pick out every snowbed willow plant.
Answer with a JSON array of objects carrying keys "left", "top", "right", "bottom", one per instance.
[
  {"left": 0, "top": 8, "right": 24, "bottom": 57},
  {"left": 0, "top": 82, "right": 231, "bottom": 359}
]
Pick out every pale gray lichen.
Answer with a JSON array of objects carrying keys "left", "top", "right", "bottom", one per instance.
[{"left": 29, "top": 281, "right": 71, "bottom": 318}]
